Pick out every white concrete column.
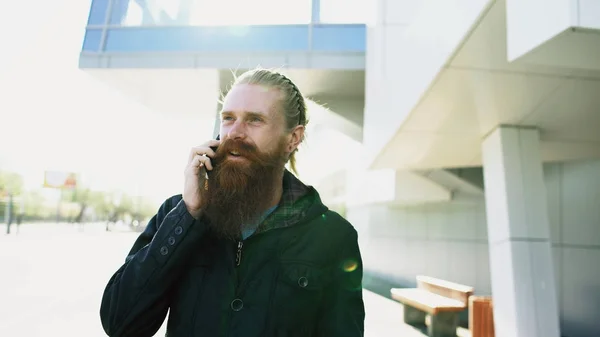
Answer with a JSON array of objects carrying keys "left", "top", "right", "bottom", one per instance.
[{"left": 482, "top": 126, "right": 560, "bottom": 337}]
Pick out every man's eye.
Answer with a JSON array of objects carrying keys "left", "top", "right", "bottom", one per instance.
[
  {"left": 249, "top": 117, "right": 262, "bottom": 123},
  {"left": 222, "top": 116, "right": 233, "bottom": 121}
]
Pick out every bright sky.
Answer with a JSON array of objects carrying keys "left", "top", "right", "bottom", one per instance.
[
  {"left": 0, "top": 0, "right": 181, "bottom": 201},
  {"left": 0, "top": 0, "right": 364, "bottom": 204}
]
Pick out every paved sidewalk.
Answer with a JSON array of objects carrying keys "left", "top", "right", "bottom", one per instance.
[
  {"left": 1, "top": 221, "right": 108, "bottom": 237},
  {"left": 0, "top": 226, "right": 451, "bottom": 337}
]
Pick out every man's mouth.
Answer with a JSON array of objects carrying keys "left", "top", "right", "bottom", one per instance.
[{"left": 229, "top": 151, "right": 241, "bottom": 157}]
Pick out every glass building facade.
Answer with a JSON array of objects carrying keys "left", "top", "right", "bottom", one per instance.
[{"left": 82, "top": 0, "right": 368, "bottom": 54}]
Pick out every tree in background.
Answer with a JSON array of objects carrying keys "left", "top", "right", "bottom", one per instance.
[
  {"left": 61, "top": 187, "right": 157, "bottom": 225},
  {"left": 0, "top": 170, "right": 159, "bottom": 224},
  {"left": 22, "top": 190, "right": 52, "bottom": 220},
  {"left": 0, "top": 170, "right": 24, "bottom": 196},
  {"left": 0, "top": 170, "right": 24, "bottom": 220}
]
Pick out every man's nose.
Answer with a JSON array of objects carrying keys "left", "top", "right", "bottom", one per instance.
[{"left": 227, "top": 121, "right": 247, "bottom": 140}]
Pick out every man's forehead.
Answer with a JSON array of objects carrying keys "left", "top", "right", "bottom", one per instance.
[{"left": 222, "top": 84, "right": 281, "bottom": 115}]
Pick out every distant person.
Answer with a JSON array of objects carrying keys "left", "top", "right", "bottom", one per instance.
[
  {"left": 75, "top": 204, "right": 87, "bottom": 232},
  {"left": 100, "top": 68, "right": 365, "bottom": 336},
  {"left": 15, "top": 198, "right": 24, "bottom": 234},
  {"left": 106, "top": 211, "right": 118, "bottom": 232},
  {"left": 5, "top": 193, "right": 13, "bottom": 235}
]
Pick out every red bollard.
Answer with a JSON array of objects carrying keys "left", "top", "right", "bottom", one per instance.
[{"left": 469, "top": 296, "right": 495, "bottom": 337}]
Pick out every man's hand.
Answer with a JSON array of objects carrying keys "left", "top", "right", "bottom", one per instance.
[{"left": 183, "top": 139, "right": 220, "bottom": 219}]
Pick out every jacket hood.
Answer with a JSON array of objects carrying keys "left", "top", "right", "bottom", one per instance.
[{"left": 257, "top": 169, "right": 328, "bottom": 234}]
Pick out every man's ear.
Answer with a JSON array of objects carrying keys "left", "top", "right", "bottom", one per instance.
[{"left": 287, "top": 125, "right": 305, "bottom": 153}]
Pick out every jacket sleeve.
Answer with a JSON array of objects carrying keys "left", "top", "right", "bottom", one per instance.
[
  {"left": 100, "top": 195, "right": 207, "bottom": 337},
  {"left": 316, "top": 228, "right": 366, "bottom": 337}
]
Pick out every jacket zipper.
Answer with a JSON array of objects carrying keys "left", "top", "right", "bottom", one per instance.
[
  {"left": 227, "top": 241, "right": 244, "bottom": 337},
  {"left": 235, "top": 241, "right": 243, "bottom": 267}
]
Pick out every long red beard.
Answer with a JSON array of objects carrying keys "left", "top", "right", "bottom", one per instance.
[{"left": 198, "top": 137, "right": 288, "bottom": 240}]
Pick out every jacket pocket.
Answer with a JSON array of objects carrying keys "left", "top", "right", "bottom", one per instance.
[
  {"left": 279, "top": 262, "right": 328, "bottom": 292},
  {"left": 168, "top": 254, "right": 211, "bottom": 334},
  {"left": 269, "top": 262, "right": 331, "bottom": 332}
]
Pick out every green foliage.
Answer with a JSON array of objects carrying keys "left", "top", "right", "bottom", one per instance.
[
  {"left": 87, "top": 190, "right": 113, "bottom": 218},
  {"left": 0, "top": 171, "right": 24, "bottom": 195},
  {"left": 0, "top": 169, "right": 159, "bottom": 222},
  {"left": 23, "top": 190, "right": 52, "bottom": 218}
]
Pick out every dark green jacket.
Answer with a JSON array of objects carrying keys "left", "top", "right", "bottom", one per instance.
[{"left": 100, "top": 171, "right": 365, "bottom": 337}]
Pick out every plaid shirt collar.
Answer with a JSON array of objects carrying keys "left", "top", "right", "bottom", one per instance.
[{"left": 257, "top": 169, "right": 320, "bottom": 233}]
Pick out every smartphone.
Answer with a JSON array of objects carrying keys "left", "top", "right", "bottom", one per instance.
[
  {"left": 202, "top": 134, "right": 220, "bottom": 188},
  {"left": 210, "top": 134, "right": 220, "bottom": 152},
  {"left": 206, "top": 134, "right": 220, "bottom": 181}
]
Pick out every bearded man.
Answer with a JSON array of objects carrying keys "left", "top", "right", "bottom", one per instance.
[{"left": 100, "top": 69, "right": 365, "bottom": 337}]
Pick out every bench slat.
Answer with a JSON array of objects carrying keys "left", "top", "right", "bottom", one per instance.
[
  {"left": 417, "top": 275, "right": 474, "bottom": 305},
  {"left": 391, "top": 288, "right": 467, "bottom": 315},
  {"left": 417, "top": 275, "right": 474, "bottom": 294}
]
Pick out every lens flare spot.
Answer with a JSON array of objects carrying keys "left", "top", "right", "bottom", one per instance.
[
  {"left": 342, "top": 259, "right": 358, "bottom": 272},
  {"left": 321, "top": 214, "right": 326, "bottom": 219}
]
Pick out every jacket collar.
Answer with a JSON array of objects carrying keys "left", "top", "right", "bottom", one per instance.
[{"left": 257, "top": 169, "right": 326, "bottom": 233}]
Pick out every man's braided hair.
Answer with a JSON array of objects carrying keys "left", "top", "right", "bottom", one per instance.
[{"left": 231, "top": 68, "right": 309, "bottom": 175}]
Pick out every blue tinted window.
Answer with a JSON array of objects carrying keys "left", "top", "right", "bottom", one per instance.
[
  {"left": 188, "top": 0, "right": 311, "bottom": 25},
  {"left": 104, "top": 26, "right": 310, "bottom": 52},
  {"left": 101, "top": 25, "right": 366, "bottom": 53},
  {"left": 82, "top": 29, "right": 103, "bottom": 52},
  {"left": 107, "top": 0, "right": 312, "bottom": 26},
  {"left": 110, "top": 0, "right": 136, "bottom": 25},
  {"left": 87, "top": 0, "right": 109, "bottom": 25},
  {"left": 312, "top": 24, "right": 366, "bottom": 52}
]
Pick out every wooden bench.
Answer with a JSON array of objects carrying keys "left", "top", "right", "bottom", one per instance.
[{"left": 391, "top": 275, "right": 474, "bottom": 337}]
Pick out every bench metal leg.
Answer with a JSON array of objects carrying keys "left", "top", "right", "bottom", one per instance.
[
  {"left": 403, "top": 305, "right": 426, "bottom": 325},
  {"left": 427, "top": 312, "right": 459, "bottom": 337}
]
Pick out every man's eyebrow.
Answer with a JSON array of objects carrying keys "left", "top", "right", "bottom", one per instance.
[
  {"left": 246, "top": 111, "right": 268, "bottom": 119},
  {"left": 220, "top": 111, "right": 268, "bottom": 118}
]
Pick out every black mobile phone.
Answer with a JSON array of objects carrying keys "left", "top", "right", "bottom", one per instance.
[
  {"left": 203, "top": 134, "right": 220, "bottom": 185},
  {"left": 210, "top": 134, "right": 220, "bottom": 152}
]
